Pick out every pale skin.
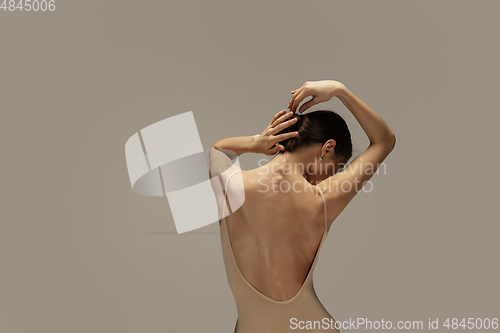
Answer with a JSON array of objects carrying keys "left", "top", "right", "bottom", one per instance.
[{"left": 210, "top": 80, "right": 396, "bottom": 306}]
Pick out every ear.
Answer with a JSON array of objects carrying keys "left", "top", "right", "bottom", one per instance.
[
  {"left": 326, "top": 139, "right": 337, "bottom": 149},
  {"left": 321, "top": 139, "right": 337, "bottom": 156}
]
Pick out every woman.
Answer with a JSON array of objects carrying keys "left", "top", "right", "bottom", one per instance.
[{"left": 209, "top": 80, "right": 396, "bottom": 332}]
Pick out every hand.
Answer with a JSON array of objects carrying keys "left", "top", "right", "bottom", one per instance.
[
  {"left": 288, "top": 80, "right": 346, "bottom": 114},
  {"left": 253, "top": 109, "right": 299, "bottom": 155}
]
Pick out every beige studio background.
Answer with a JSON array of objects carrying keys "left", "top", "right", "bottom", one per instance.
[{"left": 1, "top": 1, "right": 499, "bottom": 332}]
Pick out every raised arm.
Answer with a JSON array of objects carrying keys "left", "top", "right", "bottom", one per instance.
[
  {"left": 288, "top": 80, "right": 396, "bottom": 229},
  {"left": 211, "top": 136, "right": 260, "bottom": 157},
  {"left": 321, "top": 84, "right": 396, "bottom": 224},
  {"left": 336, "top": 85, "right": 395, "bottom": 146},
  {"left": 209, "top": 109, "right": 299, "bottom": 178}
]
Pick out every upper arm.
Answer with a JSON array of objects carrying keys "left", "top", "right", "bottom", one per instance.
[
  {"left": 319, "top": 137, "right": 396, "bottom": 222},
  {"left": 209, "top": 146, "right": 242, "bottom": 226}
]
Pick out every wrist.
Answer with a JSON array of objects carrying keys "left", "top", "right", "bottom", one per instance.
[
  {"left": 249, "top": 134, "right": 260, "bottom": 153},
  {"left": 335, "top": 83, "right": 349, "bottom": 100}
]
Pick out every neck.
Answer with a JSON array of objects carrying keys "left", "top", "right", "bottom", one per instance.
[{"left": 265, "top": 149, "right": 319, "bottom": 177}]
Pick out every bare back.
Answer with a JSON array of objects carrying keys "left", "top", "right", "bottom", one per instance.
[{"left": 221, "top": 166, "right": 330, "bottom": 302}]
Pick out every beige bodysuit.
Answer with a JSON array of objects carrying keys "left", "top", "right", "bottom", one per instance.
[{"left": 219, "top": 170, "right": 339, "bottom": 333}]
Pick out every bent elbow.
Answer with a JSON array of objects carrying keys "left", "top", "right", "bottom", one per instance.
[
  {"left": 376, "top": 133, "right": 396, "bottom": 151},
  {"left": 390, "top": 133, "right": 396, "bottom": 150}
]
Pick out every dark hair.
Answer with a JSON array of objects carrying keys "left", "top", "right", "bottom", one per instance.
[{"left": 276, "top": 110, "right": 353, "bottom": 164}]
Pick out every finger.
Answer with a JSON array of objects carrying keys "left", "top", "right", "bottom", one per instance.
[
  {"left": 298, "top": 99, "right": 316, "bottom": 114},
  {"left": 269, "top": 109, "right": 286, "bottom": 126},
  {"left": 267, "top": 144, "right": 285, "bottom": 155},
  {"left": 288, "top": 87, "right": 304, "bottom": 111},
  {"left": 272, "top": 131, "right": 299, "bottom": 142},
  {"left": 271, "top": 110, "right": 295, "bottom": 128},
  {"left": 288, "top": 88, "right": 301, "bottom": 109},
  {"left": 268, "top": 117, "right": 298, "bottom": 135},
  {"left": 271, "top": 109, "right": 286, "bottom": 123},
  {"left": 291, "top": 88, "right": 310, "bottom": 113}
]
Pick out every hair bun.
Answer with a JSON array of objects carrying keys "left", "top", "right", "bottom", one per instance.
[{"left": 275, "top": 110, "right": 353, "bottom": 162}]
